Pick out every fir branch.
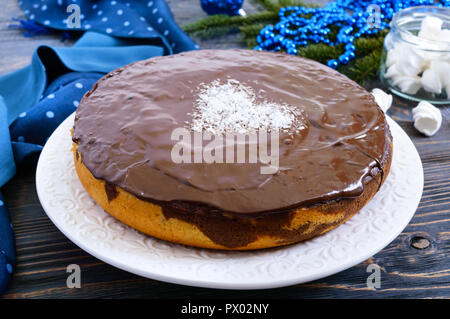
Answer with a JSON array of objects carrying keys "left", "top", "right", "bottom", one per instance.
[
  {"left": 182, "top": 14, "right": 240, "bottom": 34},
  {"left": 345, "top": 49, "right": 383, "bottom": 84},
  {"left": 298, "top": 43, "right": 345, "bottom": 64},
  {"left": 191, "top": 25, "right": 238, "bottom": 38},
  {"left": 182, "top": 11, "right": 278, "bottom": 38},
  {"left": 353, "top": 30, "right": 387, "bottom": 55},
  {"left": 239, "top": 23, "right": 267, "bottom": 38},
  {"left": 253, "top": 0, "right": 319, "bottom": 11},
  {"left": 251, "top": 0, "right": 281, "bottom": 11},
  {"left": 240, "top": 10, "right": 279, "bottom": 25},
  {"left": 244, "top": 37, "right": 259, "bottom": 48},
  {"left": 182, "top": 0, "right": 388, "bottom": 83},
  {"left": 278, "top": 0, "right": 320, "bottom": 9}
]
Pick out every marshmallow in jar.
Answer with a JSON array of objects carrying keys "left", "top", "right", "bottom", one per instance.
[{"left": 380, "top": 6, "right": 450, "bottom": 104}]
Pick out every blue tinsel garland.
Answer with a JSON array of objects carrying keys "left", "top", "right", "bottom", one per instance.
[{"left": 254, "top": 0, "right": 450, "bottom": 68}]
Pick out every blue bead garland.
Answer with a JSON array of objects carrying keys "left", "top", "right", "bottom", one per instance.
[
  {"left": 254, "top": 0, "right": 450, "bottom": 68},
  {"left": 200, "top": 0, "right": 244, "bottom": 16}
]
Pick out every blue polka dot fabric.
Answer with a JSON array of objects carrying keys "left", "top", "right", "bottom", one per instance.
[
  {"left": 0, "top": 0, "right": 198, "bottom": 295},
  {"left": 18, "top": 0, "right": 198, "bottom": 53},
  {"left": 0, "top": 191, "right": 15, "bottom": 295},
  {"left": 10, "top": 72, "right": 103, "bottom": 162}
]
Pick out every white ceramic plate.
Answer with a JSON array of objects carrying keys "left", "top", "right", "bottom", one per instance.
[{"left": 36, "top": 113, "right": 423, "bottom": 290}]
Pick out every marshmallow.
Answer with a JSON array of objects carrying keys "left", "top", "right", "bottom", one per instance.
[
  {"left": 371, "top": 88, "right": 393, "bottom": 113},
  {"left": 420, "top": 51, "right": 441, "bottom": 70},
  {"left": 391, "top": 75, "right": 422, "bottom": 94},
  {"left": 384, "top": 64, "right": 400, "bottom": 79},
  {"left": 421, "top": 68, "right": 442, "bottom": 94},
  {"left": 420, "top": 60, "right": 450, "bottom": 94},
  {"left": 418, "top": 16, "right": 443, "bottom": 41},
  {"left": 430, "top": 60, "right": 450, "bottom": 86},
  {"left": 412, "top": 101, "right": 442, "bottom": 136},
  {"left": 384, "top": 45, "right": 426, "bottom": 94},
  {"left": 440, "top": 29, "right": 450, "bottom": 42},
  {"left": 395, "top": 45, "right": 424, "bottom": 77},
  {"left": 386, "top": 47, "right": 400, "bottom": 68}
]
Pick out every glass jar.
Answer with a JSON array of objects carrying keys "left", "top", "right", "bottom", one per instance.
[{"left": 380, "top": 6, "right": 450, "bottom": 104}]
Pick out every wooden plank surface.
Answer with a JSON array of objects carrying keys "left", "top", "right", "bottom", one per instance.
[{"left": 1, "top": 0, "right": 449, "bottom": 299}]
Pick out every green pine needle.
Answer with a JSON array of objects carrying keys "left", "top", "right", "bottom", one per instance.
[
  {"left": 298, "top": 43, "right": 345, "bottom": 64},
  {"left": 182, "top": 11, "right": 278, "bottom": 38},
  {"left": 182, "top": 0, "right": 388, "bottom": 83},
  {"left": 239, "top": 23, "right": 267, "bottom": 37},
  {"left": 345, "top": 49, "right": 383, "bottom": 83},
  {"left": 253, "top": 0, "right": 320, "bottom": 11}
]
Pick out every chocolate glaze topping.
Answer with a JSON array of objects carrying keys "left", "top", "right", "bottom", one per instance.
[{"left": 73, "top": 49, "right": 392, "bottom": 216}]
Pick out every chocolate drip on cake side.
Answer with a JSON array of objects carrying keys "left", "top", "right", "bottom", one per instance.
[
  {"left": 72, "top": 49, "right": 392, "bottom": 217},
  {"left": 104, "top": 182, "right": 119, "bottom": 202}
]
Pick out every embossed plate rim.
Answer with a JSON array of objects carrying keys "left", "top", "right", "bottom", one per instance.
[{"left": 36, "top": 112, "right": 423, "bottom": 290}]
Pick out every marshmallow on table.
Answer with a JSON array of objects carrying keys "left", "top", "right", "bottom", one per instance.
[
  {"left": 371, "top": 88, "right": 393, "bottom": 113},
  {"left": 412, "top": 101, "right": 442, "bottom": 136}
]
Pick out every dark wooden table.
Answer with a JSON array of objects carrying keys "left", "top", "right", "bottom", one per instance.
[{"left": 1, "top": 0, "right": 449, "bottom": 299}]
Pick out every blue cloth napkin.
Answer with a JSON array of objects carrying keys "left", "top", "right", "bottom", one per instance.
[
  {"left": 0, "top": 0, "right": 197, "bottom": 294},
  {"left": 0, "top": 191, "right": 14, "bottom": 294},
  {"left": 18, "top": 0, "right": 197, "bottom": 53}
]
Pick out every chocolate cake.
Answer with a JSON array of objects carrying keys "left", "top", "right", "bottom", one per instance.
[{"left": 72, "top": 49, "right": 392, "bottom": 250}]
